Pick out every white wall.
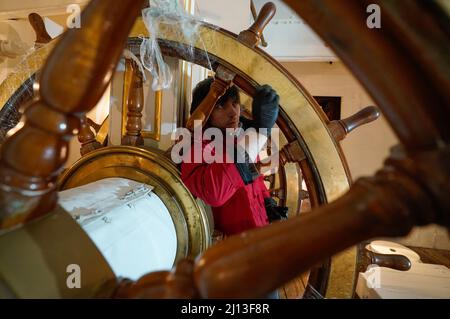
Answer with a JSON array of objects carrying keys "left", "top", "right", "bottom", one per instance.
[{"left": 194, "top": 0, "right": 250, "bottom": 34}]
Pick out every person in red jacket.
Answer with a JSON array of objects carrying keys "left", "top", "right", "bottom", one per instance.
[{"left": 181, "top": 77, "right": 287, "bottom": 237}]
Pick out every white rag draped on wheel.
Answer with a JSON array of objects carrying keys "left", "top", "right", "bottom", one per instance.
[{"left": 58, "top": 177, "right": 177, "bottom": 281}]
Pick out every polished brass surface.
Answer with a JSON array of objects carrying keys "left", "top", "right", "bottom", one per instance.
[
  {"left": 0, "top": 205, "right": 115, "bottom": 298},
  {"left": 58, "top": 146, "right": 211, "bottom": 262}
]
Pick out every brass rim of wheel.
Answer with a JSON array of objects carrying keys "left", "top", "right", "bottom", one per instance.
[{"left": 58, "top": 146, "right": 212, "bottom": 263}]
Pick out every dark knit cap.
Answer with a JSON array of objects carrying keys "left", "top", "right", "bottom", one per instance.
[{"left": 190, "top": 77, "right": 240, "bottom": 115}]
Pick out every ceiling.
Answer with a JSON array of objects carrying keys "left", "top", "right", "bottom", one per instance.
[{"left": 253, "top": 0, "right": 336, "bottom": 61}]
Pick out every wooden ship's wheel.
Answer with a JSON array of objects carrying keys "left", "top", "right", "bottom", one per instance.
[
  {"left": 0, "top": 3, "right": 380, "bottom": 299},
  {"left": 0, "top": 0, "right": 448, "bottom": 299}
]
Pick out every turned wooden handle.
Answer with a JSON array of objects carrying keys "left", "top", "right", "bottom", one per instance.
[
  {"left": 248, "top": 2, "right": 276, "bottom": 38},
  {"left": 250, "top": 0, "right": 268, "bottom": 47},
  {"left": 341, "top": 106, "right": 380, "bottom": 134},
  {"left": 28, "top": 13, "right": 52, "bottom": 45},
  {"left": 365, "top": 250, "right": 412, "bottom": 271},
  {"left": 238, "top": 2, "right": 276, "bottom": 47},
  {"left": 186, "top": 78, "right": 230, "bottom": 131},
  {"left": 328, "top": 106, "right": 380, "bottom": 141}
]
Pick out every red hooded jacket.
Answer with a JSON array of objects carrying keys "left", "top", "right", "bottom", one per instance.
[{"left": 181, "top": 138, "right": 270, "bottom": 236}]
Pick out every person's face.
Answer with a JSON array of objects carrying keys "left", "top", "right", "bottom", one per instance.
[{"left": 209, "top": 97, "right": 240, "bottom": 130}]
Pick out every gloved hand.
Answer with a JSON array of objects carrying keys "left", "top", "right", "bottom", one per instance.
[
  {"left": 252, "top": 85, "right": 280, "bottom": 135},
  {"left": 264, "top": 197, "right": 288, "bottom": 222}
]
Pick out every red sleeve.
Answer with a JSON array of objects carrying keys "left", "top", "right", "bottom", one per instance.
[{"left": 181, "top": 160, "right": 245, "bottom": 207}]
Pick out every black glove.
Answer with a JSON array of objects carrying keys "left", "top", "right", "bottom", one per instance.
[
  {"left": 264, "top": 197, "right": 288, "bottom": 222},
  {"left": 252, "top": 85, "right": 280, "bottom": 135}
]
